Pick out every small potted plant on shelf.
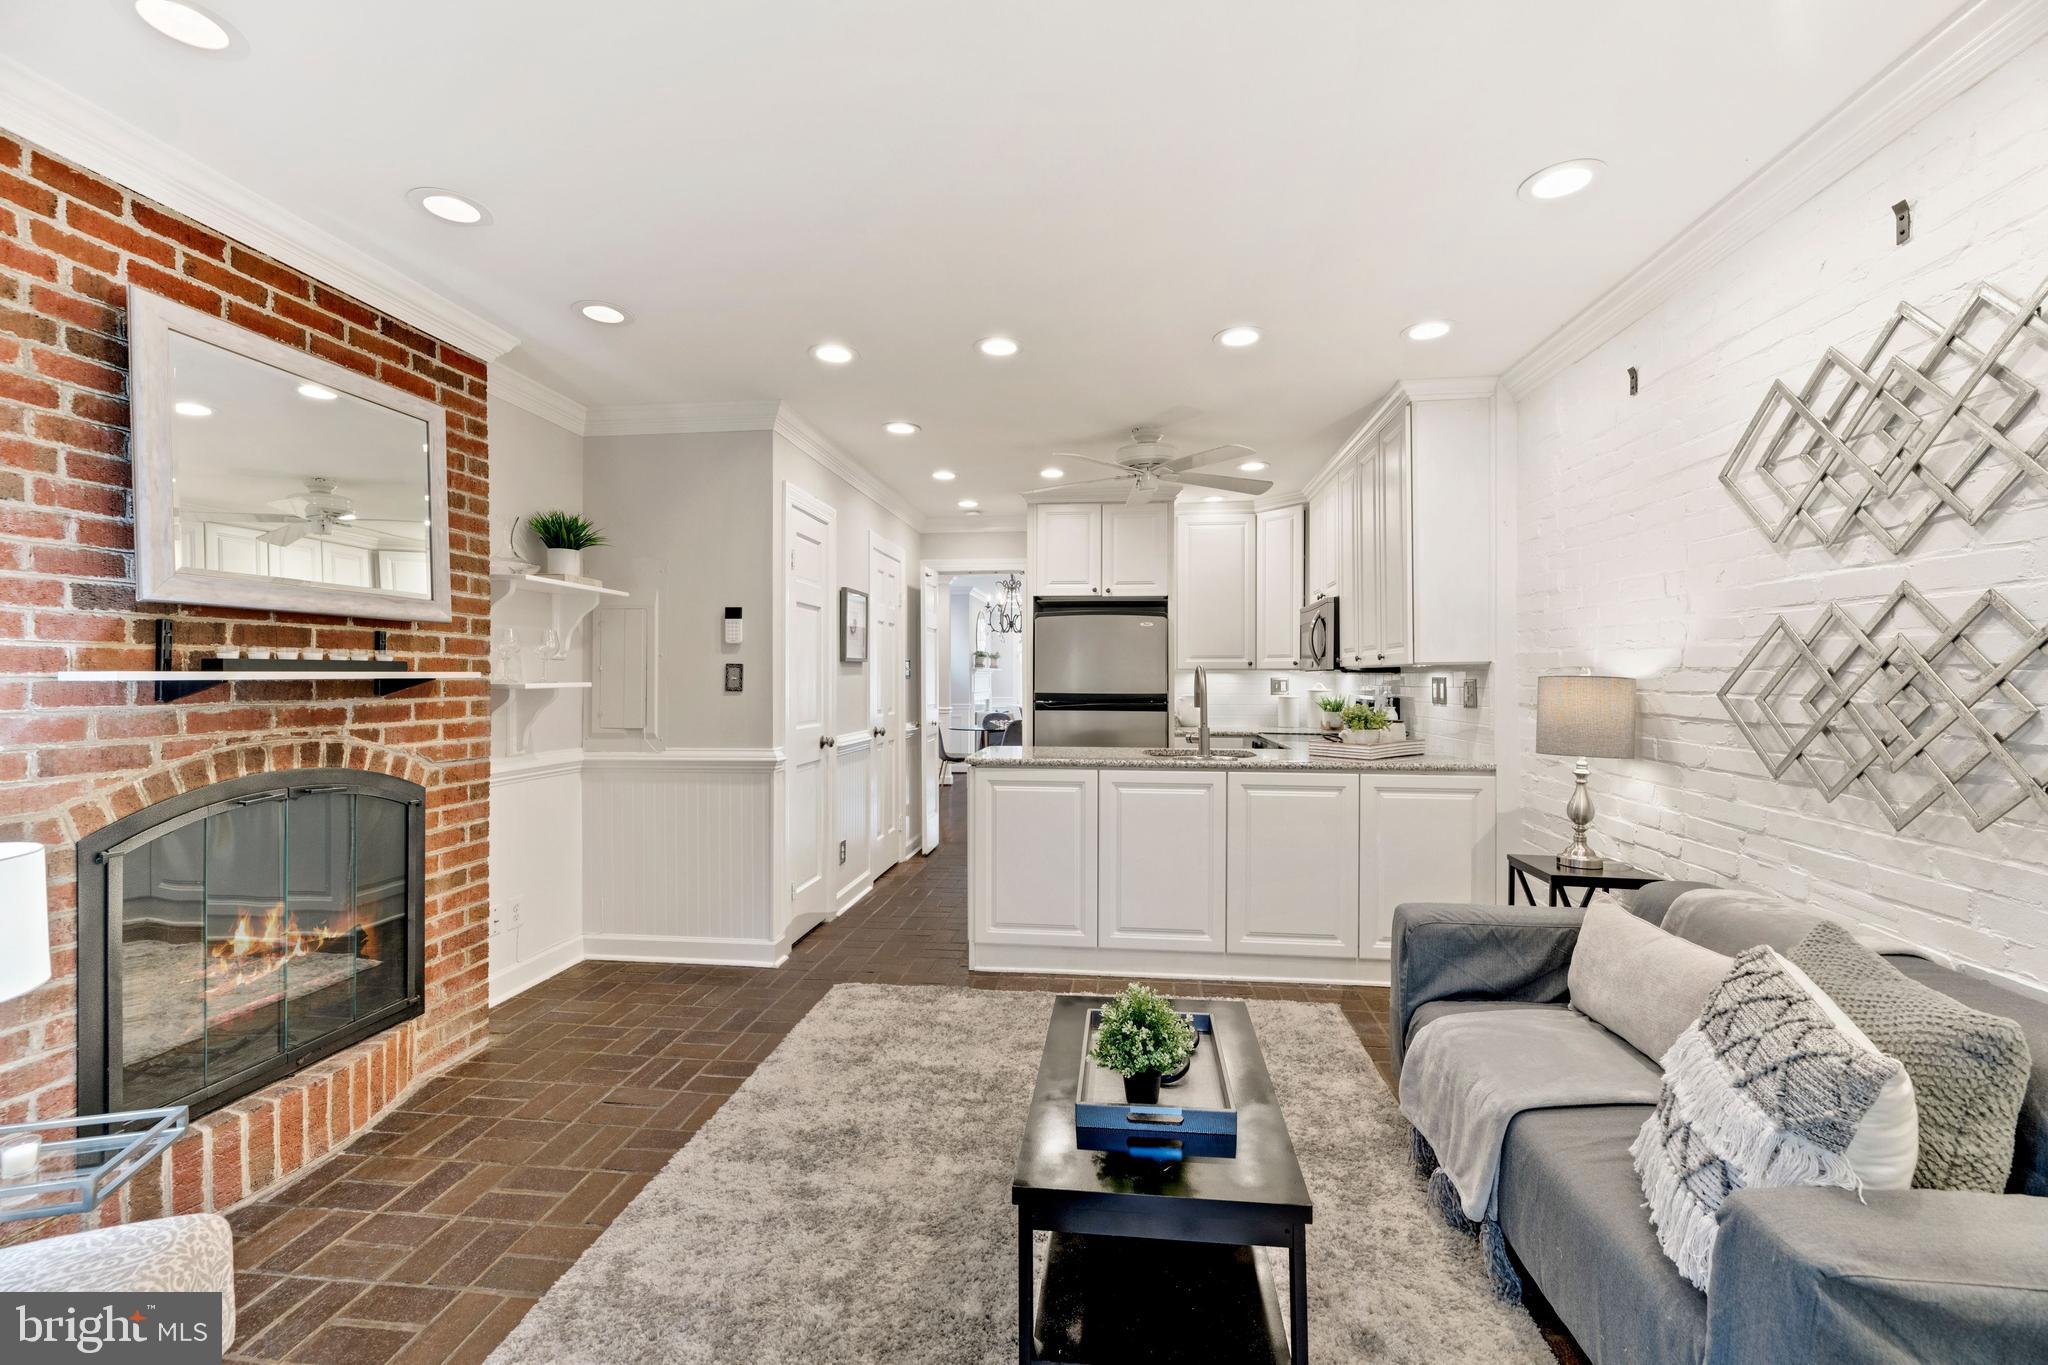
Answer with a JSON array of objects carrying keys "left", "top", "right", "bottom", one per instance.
[
  {"left": 1314, "top": 692, "right": 1348, "bottom": 735},
  {"left": 1342, "top": 700, "right": 1393, "bottom": 745},
  {"left": 1089, "top": 983, "right": 1197, "bottom": 1105},
  {"left": 525, "top": 511, "right": 607, "bottom": 579}
]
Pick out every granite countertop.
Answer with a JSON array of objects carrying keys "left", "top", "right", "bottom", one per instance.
[{"left": 966, "top": 739, "right": 1494, "bottom": 775}]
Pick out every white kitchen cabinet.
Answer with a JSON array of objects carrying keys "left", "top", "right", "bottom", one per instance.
[
  {"left": 1030, "top": 502, "right": 1171, "bottom": 597},
  {"left": 1102, "top": 504, "right": 1173, "bottom": 595},
  {"left": 971, "top": 768, "right": 1098, "bottom": 945},
  {"left": 1173, "top": 509, "right": 1257, "bottom": 669},
  {"left": 1310, "top": 382, "right": 1496, "bottom": 667},
  {"left": 1099, "top": 769, "right": 1226, "bottom": 952},
  {"left": 1255, "top": 505, "right": 1304, "bottom": 669},
  {"left": 1030, "top": 504, "right": 1103, "bottom": 595},
  {"left": 1358, "top": 773, "right": 1497, "bottom": 958},
  {"left": 1226, "top": 771, "right": 1360, "bottom": 957}
]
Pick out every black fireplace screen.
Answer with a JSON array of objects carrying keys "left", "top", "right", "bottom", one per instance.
[{"left": 78, "top": 769, "right": 425, "bottom": 1120}]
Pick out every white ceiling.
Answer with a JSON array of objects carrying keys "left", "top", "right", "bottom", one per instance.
[{"left": 0, "top": 1, "right": 1966, "bottom": 518}]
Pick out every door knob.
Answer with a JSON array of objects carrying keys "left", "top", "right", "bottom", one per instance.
[
  {"left": 820, "top": 736, "right": 835, "bottom": 749},
  {"left": 874, "top": 725, "right": 886, "bottom": 737}
]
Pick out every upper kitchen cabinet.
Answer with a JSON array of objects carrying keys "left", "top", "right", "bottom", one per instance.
[
  {"left": 1255, "top": 504, "right": 1304, "bottom": 669},
  {"left": 1173, "top": 507, "right": 1257, "bottom": 669},
  {"left": 1307, "top": 380, "right": 1497, "bottom": 667},
  {"left": 1028, "top": 502, "right": 1170, "bottom": 596}
]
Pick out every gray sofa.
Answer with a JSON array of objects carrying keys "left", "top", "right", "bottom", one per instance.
[{"left": 1391, "top": 883, "right": 2048, "bottom": 1365}]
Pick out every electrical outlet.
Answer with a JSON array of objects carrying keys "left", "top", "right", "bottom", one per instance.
[
  {"left": 724, "top": 662, "right": 743, "bottom": 692},
  {"left": 1269, "top": 677, "right": 1291, "bottom": 695},
  {"left": 1431, "top": 675, "right": 1449, "bottom": 706},
  {"left": 838, "top": 839, "right": 848, "bottom": 865},
  {"left": 1462, "top": 677, "right": 1479, "bottom": 708}
]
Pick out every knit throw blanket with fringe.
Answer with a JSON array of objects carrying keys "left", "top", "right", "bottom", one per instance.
[{"left": 1631, "top": 945, "right": 1897, "bottom": 1291}]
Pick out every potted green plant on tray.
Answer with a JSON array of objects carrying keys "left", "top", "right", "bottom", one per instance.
[
  {"left": 1089, "top": 983, "right": 1197, "bottom": 1105},
  {"left": 1342, "top": 700, "right": 1393, "bottom": 745},
  {"left": 526, "top": 510, "right": 607, "bottom": 578},
  {"left": 1314, "top": 692, "right": 1348, "bottom": 735}
]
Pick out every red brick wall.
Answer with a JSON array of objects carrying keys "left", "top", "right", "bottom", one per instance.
[{"left": 0, "top": 132, "right": 492, "bottom": 1242}]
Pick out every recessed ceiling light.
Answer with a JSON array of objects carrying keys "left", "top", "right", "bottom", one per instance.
[
  {"left": 884, "top": 421, "right": 920, "bottom": 436},
  {"left": 133, "top": 0, "right": 233, "bottom": 51},
  {"left": 1404, "top": 319, "right": 1452, "bottom": 342},
  {"left": 1215, "top": 325, "right": 1261, "bottom": 349},
  {"left": 1039, "top": 467, "right": 1065, "bottom": 480},
  {"left": 173, "top": 400, "right": 211, "bottom": 418},
  {"left": 812, "top": 342, "right": 855, "bottom": 365},
  {"left": 1518, "top": 158, "right": 1604, "bottom": 203},
  {"left": 297, "top": 383, "right": 338, "bottom": 401},
  {"left": 1203, "top": 495, "right": 1223, "bottom": 503},
  {"left": 976, "top": 336, "right": 1019, "bottom": 358},
  {"left": 931, "top": 469, "right": 956, "bottom": 482},
  {"left": 578, "top": 301, "right": 628, "bottom": 325},
  {"left": 957, "top": 499, "right": 979, "bottom": 509},
  {"left": 406, "top": 187, "right": 491, "bottom": 225},
  {"left": 1237, "top": 460, "right": 1267, "bottom": 472}
]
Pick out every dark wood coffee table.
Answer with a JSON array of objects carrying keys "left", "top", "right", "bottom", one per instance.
[{"left": 1011, "top": 996, "right": 1312, "bottom": 1364}]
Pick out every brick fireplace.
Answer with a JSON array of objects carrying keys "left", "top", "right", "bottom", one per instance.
[{"left": 0, "top": 132, "right": 491, "bottom": 1243}]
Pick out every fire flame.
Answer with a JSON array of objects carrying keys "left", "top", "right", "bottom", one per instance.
[{"left": 210, "top": 905, "right": 342, "bottom": 991}]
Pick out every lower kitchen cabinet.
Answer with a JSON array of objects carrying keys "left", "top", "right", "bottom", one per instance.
[
  {"left": 971, "top": 767, "right": 1098, "bottom": 945},
  {"left": 1225, "top": 770, "right": 1361, "bottom": 958},
  {"left": 1358, "top": 773, "right": 1498, "bottom": 958},
  {"left": 1099, "top": 769, "right": 1226, "bottom": 951}
]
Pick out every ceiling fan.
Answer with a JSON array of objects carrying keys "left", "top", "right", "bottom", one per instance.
[
  {"left": 1028, "top": 428, "right": 1271, "bottom": 504},
  {"left": 248, "top": 476, "right": 413, "bottom": 546}
]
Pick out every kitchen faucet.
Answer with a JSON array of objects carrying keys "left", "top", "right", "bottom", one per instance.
[{"left": 1194, "top": 666, "right": 1211, "bottom": 757}]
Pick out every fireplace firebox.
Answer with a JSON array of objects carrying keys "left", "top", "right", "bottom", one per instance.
[{"left": 77, "top": 769, "right": 426, "bottom": 1121}]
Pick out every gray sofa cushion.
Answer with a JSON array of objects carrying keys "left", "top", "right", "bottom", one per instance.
[
  {"left": 1569, "top": 903, "right": 1732, "bottom": 1062},
  {"left": 1660, "top": 888, "right": 1829, "bottom": 957},
  {"left": 1496, "top": 1104, "right": 1706, "bottom": 1365},
  {"left": 1890, "top": 957, "right": 2048, "bottom": 1197},
  {"left": 1406, "top": 998, "right": 1564, "bottom": 1049}
]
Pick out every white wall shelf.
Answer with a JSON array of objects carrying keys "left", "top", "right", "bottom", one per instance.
[
  {"left": 490, "top": 572, "right": 629, "bottom": 654},
  {"left": 55, "top": 670, "right": 487, "bottom": 684},
  {"left": 489, "top": 680, "right": 593, "bottom": 691}
]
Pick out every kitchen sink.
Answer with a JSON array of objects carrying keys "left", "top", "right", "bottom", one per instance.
[{"left": 1141, "top": 747, "right": 1259, "bottom": 759}]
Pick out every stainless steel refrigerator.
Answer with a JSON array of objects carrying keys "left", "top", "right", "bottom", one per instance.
[{"left": 1031, "top": 597, "right": 1169, "bottom": 747}]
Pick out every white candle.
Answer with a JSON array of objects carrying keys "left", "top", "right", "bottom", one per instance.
[{"left": 0, "top": 1136, "right": 40, "bottom": 1180}]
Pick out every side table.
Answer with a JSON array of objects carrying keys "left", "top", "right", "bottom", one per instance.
[{"left": 1506, "top": 853, "right": 1657, "bottom": 908}]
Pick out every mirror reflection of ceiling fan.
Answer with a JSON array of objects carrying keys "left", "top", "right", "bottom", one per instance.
[
  {"left": 250, "top": 476, "right": 418, "bottom": 546},
  {"left": 1028, "top": 427, "right": 1272, "bottom": 504}
]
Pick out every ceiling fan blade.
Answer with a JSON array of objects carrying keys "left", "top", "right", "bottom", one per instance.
[
  {"left": 1059, "top": 452, "right": 1139, "bottom": 474},
  {"left": 1163, "top": 444, "right": 1256, "bottom": 473},
  {"left": 246, "top": 513, "right": 303, "bottom": 522},
  {"left": 1172, "top": 472, "right": 1273, "bottom": 496},
  {"left": 1026, "top": 477, "right": 1131, "bottom": 495},
  {"left": 259, "top": 521, "right": 312, "bottom": 546}
]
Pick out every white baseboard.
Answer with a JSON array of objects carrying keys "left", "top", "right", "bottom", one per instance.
[
  {"left": 969, "top": 942, "right": 1391, "bottom": 989},
  {"left": 488, "top": 936, "right": 586, "bottom": 1005},
  {"left": 582, "top": 932, "right": 790, "bottom": 969}
]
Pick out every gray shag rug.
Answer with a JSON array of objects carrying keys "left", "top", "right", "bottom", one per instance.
[{"left": 487, "top": 984, "right": 1547, "bottom": 1363}]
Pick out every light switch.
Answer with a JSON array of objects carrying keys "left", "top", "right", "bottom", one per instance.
[
  {"left": 724, "top": 663, "right": 743, "bottom": 692},
  {"left": 1431, "top": 675, "right": 1449, "bottom": 706}
]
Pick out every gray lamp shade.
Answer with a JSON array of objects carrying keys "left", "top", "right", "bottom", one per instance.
[{"left": 1536, "top": 675, "right": 1636, "bottom": 760}]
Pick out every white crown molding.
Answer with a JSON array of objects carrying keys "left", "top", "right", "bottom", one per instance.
[
  {"left": 924, "top": 514, "right": 1025, "bottom": 534},
  {"left": 1500, "top": 0, "right": 2048, "bottom": 397},
  {"left": 0, "top": 56, "right": 519, "bottom": 362},
  {"left": 491, "top": 365, "right": 589, "bottom": 436},
  {"left": 771, "top": 405, "right": 927, "bottom": 533},
  {"left": 584, "top": 400, "right": 782, "bottom": 438}
]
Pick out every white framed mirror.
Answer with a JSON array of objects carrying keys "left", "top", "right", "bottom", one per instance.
[{"left": 128, "top": 286, "right": 452, "bottom": 622}]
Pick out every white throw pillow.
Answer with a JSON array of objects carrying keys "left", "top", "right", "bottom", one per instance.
[{"left": 1775, "top": 954, "right": 1919, "bottom": 1190}]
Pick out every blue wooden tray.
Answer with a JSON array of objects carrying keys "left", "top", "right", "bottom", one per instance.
[{"left": 1074, "top": 1010, "right": 1238, "bottom": 1160}]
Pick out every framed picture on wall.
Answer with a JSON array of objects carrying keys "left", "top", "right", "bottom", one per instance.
[{"left": 840, "top": 587, "right": 869, "bottom": 662}]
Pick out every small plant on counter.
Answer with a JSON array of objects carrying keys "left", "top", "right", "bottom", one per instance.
[
  {"left": 1315, "top": 693, "right": 1348, "bottom": 714},
  {"left": 1342, "top": 701, "right": 1391, "bottom": 732},
  {"left": 1090, "top": 983, "right": 1197, "bottom": 1104}
]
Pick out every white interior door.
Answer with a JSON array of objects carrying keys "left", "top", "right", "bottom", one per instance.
[
  {"left": 920, "top": 567, "right": 941, "bottom": 853},
  {"left": 868, "top": 534, "right": 905, "bottom": 874},
  {"left": 784, "top": 487, "right": 835, "bottom": 931}
]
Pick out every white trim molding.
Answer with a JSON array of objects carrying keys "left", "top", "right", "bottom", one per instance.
[
  {"left": 585, "top": 399, "right": 782, "bottom": 438},
  {"left": 489, "top": 935, "right": 584, "bottom": 1005},
  {"left": 0, "top": 56, "right": 519, "bottom": 361},
  {"left": 773, "top": 406, "right": 925, "bottom": 532},
  {"left": 489, "top": 749, "right": 587, "bottom": 786},
  {"left": 1500, "top": 0, "right": 2048, "bottom": 397},
  {"left": 583, "top": 747, "right": 786, "bottom": 772},
  {"left": 923, "top": 513, "right": 1026, "bottom": 534},
  {"left": 492, "top": 366, "right": 589, "bottom": 436},
  {"left": 580, "top": 933, "right": 789, "bottom": 969}
]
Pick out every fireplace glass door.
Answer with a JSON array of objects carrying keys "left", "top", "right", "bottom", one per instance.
[{"left": 82, "top": 771, "right": 424, "bottom": 1119}]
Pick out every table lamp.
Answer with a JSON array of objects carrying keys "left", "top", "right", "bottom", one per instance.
[
  {"left": 0, "top": 843, "right": 49, "bottom": 1003},
  {"left": 1535, "top": 675, "right": 1636, "bottom": 872}
]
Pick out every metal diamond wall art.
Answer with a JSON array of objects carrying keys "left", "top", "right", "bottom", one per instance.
[
  {"left": 1720, "top": 275, "right": 2048, "bottom": 555},
  {"left": 1719, "top": 583, "right": 2048, "bottom": 832}
]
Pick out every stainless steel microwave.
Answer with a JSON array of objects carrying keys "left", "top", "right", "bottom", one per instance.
[{"left": 1299, "top": 597, "right": 1339, "bottom": 670}]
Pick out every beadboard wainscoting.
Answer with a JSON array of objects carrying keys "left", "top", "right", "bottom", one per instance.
[
  {"left": 583, "top": 749, "right": 789, "bottom": 965},
  {"left": 832, "top": 731, "right": 876, "bottom": 917},
  {"left": 489, "top": 752, "right": 589, "bottom": 1003}
]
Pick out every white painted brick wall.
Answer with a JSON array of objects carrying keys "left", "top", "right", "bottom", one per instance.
[{"left": 1513, "top": 36, "right": 2048, "bottom": 987}]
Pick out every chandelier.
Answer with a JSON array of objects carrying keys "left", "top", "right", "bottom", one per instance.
[{"left": 984, "top": 574, "right": 1024, "bottom": 635}]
